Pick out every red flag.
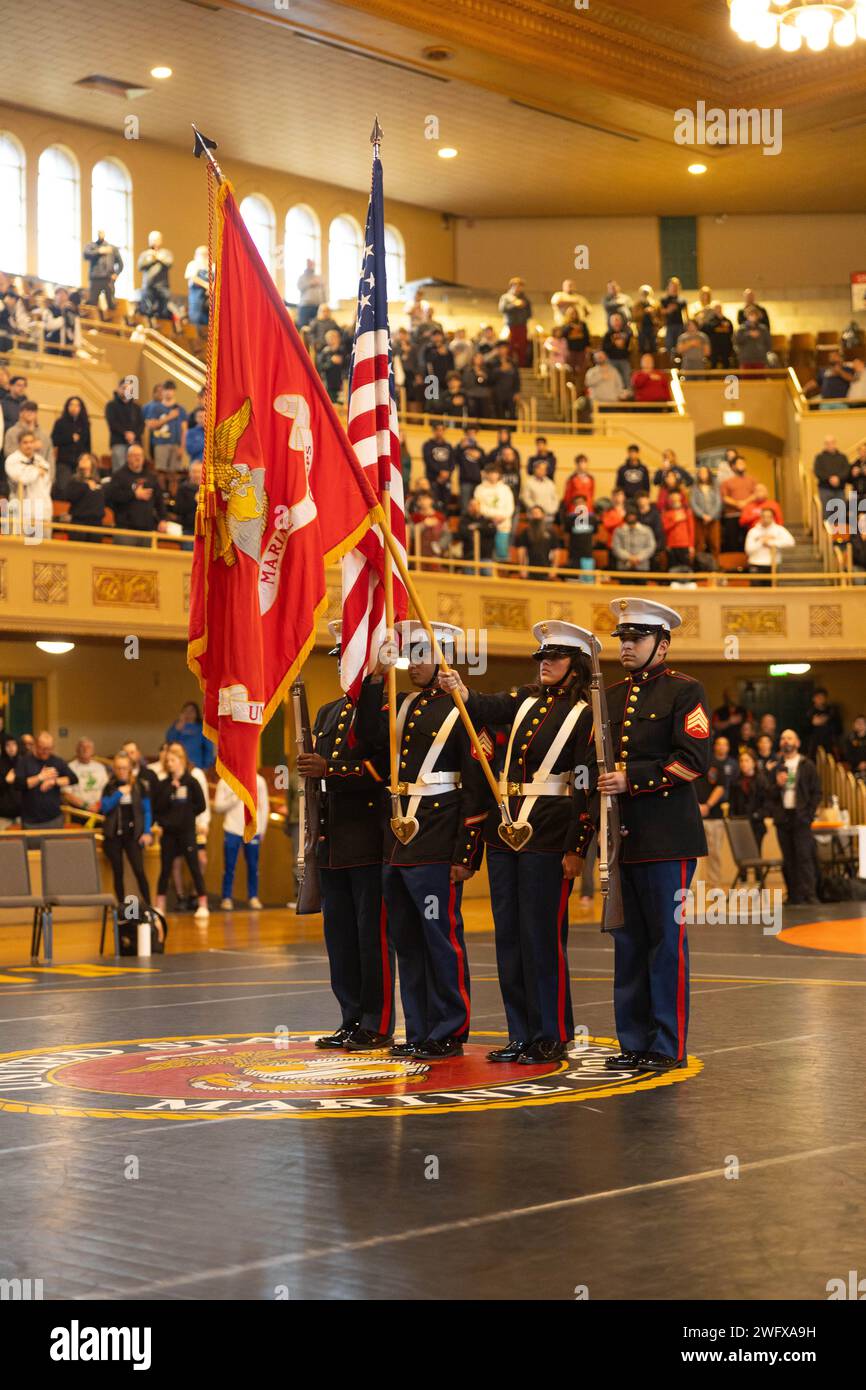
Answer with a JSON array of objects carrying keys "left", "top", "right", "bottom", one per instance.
[{"left": 188, "top": 181, "right": 381, "bottom": 836}]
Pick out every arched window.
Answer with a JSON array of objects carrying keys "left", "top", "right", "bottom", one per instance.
[
  {"left": 328, "top": 214, "right": 363, "bottom": 303},
  {"left": 0, "top": 132, "right": 26, "bottom": 272},
  {"left": 91, "top": 157, "right": 133, "bottom": 296},
  {"left": 284, "top": 204, "right": 321, "bottom": 302},
  {"left": 37, "top": 145, "right": 81, "bottom": 285},
  {"left": 384, "top": 224, "right": 406, "bottom": 299},
  {"left": 240, "top": 194, "right": 276, "bottom": 279}
]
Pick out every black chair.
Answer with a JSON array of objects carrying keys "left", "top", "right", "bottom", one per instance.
[
  {"left": 724, "top": 816, "right": 783, "bottom": 890},
  {"left": 36, "top": 834, "right": 117, "bottom": 962},
  {"left": 0, "top": 837, "right": 47, "bottom": 953}
]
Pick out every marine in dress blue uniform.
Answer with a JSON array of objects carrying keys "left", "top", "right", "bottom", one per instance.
[
  {"left": 300, "top": 622, "right": 396, "bottom": 1053},
  {"left": 355, "top": 621, "right": 489, "bottom": 1061},
  {"left": 442, "top": 621, "right": 599, "bottom": 1064},
  {"left": 573, "top": 599, "right": 710, "bottom": 1072}
]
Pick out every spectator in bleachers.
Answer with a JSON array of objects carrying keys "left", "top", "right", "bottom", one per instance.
[
  {"left": 661, "top": 488, "right": 695, "bottom": 567},
  {"left": 737, "top": 717, "right": 757, "bottom": 752},
  {"left": 744, "top": 508, "right": 795, "bottom": 581},
  {"left": 562, "top": 454, "right": 595, "bottom": 513},
  {"left": 419, "top": 329, "right": 455, "bottom": 402},
  {"left": 449, "top": 329, "right": 473, "bottom": 372},
  {"left": 137, "top": 230, "right": 174, "bottom": 322},
  {"left": 527, "top": 436, "right": 557, "bottom": 478},
  {"left": 317, "top": 330, "right": 347, "bottom": 403},
  {"left": 174, "top": 461, "right": 201, "bottom": 545},
  {"left": 521, "top": 458, "right": 558, "bottom": 520},
  {"left": 456, "top": 497, "right": 496, "bottom": 577},
  {"left": 4, "top": 400, "right": 52, "bottom": 460},
  {"left": 51, "top": 396, "right": 90, "bottom": 488},
  {"left": 850, "top": 509, "right": 866, "bottom": 582},
  {"left": 461, "top": 352, "right": 494, "bottom": 420},
  {"left": 758, "top": 713, "right": 778, "bottom": 746},
  {"left": 599, "top": 488, "right": 627, "bottom": 545},
  {"left": 422, "top": 422, "right": 455, "bottom": 510},
  {"left": 734, "top": 306, "right": 771, "bottom": 368},
  {"left": 105, "top": 444, "right": 167, "bottom": 546},
  {"left": 801, "top": 687, "right": 842, "bottom": 759},
  {"left": 307, "top": 304, "right": 341, "bottom": 354},
  {"left": 517, "top": 506, "right": 556, "bottom": 579},
  {"left": 560, "top": 308, "right": 592, "bottom": 372},
  {"left": 602, "top": 280, "right": 632, "bottom": 323},
  {"left": 728, "top": 747, "right": 769, "bottom": 849},
  {"left": 632, "top": 353, "right": 671, "bottom": 403},
  {"left": 442, "top": 369, "right": 468, "bottom": 421},
  {"left": 153, "top": 744, "right": 209, "bottom": 921},
  {"left": 84, "top": 231, "right": 123, "bottom": 310},
  {"left": 1, "top": 373, "right": 28, "bottom": 434},
  {"left": 818, "top": 351, "right": 855, "bottom": 409},
  {"left": 739, "top": 483, "right": 782, "bottom": 532},
  {"left": 0, "top": 290, "right": 28, "bottom": 351},
  {"left": 474, "top": 462, "right": 515, "bottom": 562},
  {"left": 0, "top": 735, "right": 21, "bottom": 829},
  {"left": 409, "top": 492, "right": 448, "bottom": 569},
  {"left": 5, "top": 432, "right": 53, "bottom": 533},
  {"left": 689, "top": 286, "right": 713, "bottom": 324},
  {"left": 655, "top": 466, "right": 687, "bottom": 512},
  {"left": 497, "top": 277, "right": 532, "bottom": 366},
  {"left": 489, "top": 343, "right": 521, "bottom": 419},
  {"left": 404, "top": 287, "right": 430, "bottom": 330},
  {"left": 602, "top": 312, "right": 633, "bottom": 387},
  {"left": 185, "top": 407, "right": 204, "bottom": 465},
  {"left": 473, "top": 324, "right": 501, "bottom": 361},
  {"left": 455, "top": 426, "right": 485, "bottom": 510},
  {"left": 840, "top": 715, "right": 866, "bottom": 773},
  {"left": 660, "top": 276, "right": 687, "bottom": 351},
  {"left": 42, "top": 287, "right": 80, "bottom": 354},
  {"left": 676, "top": 319, "right": 711, "bottom": 370},
  {"left": 99, "top": 750, "right": 153, "bottom": 908},
  {"left": 584, "top": 350, "right": 627, "bottom": 407},
  {"left": 633, "top": 285, "right": 662, "bottom": 356},
  {"left": 694, "top": 736, "right": 731, "bottom": 885},
  {"left": 656, "top": 449, "right": 693, "bottom": 485},
  {"left": 214, "top": 773, "right": 269, "bottom": 910},
  {"left": 143, "top": 379, "right": 188, "bottom": 476},
  {"left": 717, "top": 445, "right": 738, "bottom": 483},
  {"left": 615, "top": 444, "right": 650, "bottom": 500},
  {"left": 66, "top": 737, "right": 109, "bottom": 811},
  {"left": 635, "top": 493, "right": 666, "bottom": 565},
  {"left": 58, "top": 453, "right": 106, "bottom": 540},
  {"left": 543, "top": 324, "right": 568, "bottom": 370},
  {"left": 704, "top": 302, "right": 735, "bottom": 368},
  {"left": 812, "top": 435, "right": 850, "bottom": 518},
  {"left": 496, "top": 445, "right": 521, "bottom": 513},
  {"left": 106, "top": 377, "right": 145, "bottom": 473},
  {"left": 737, "top": 289, "right": 770, "bottom": 331},
  {"left": 184, "top": 245, "right": 211, "bottom": 327},
  {"left": 611, "top": 507, "right": 655, "bottom": 572},
  {"left": 166, "top": 702, "right": 215, "bottom": 771},
  {"left": 765, "top": 730, "right": 820, "bottom": 905},
  {"left": 720, "top": 456, "right": 759, "bottom": 551},
  {"left": 294, "top": 258, "right": 325, "bottom": 329},
  {"left": 551, "top": 278, "right": 591, "bottom": 325},
  {"left": 713, "top": 690, "right": 748, "bottom": 739},
  {"left": 564, "top": 500, "right": 598, "bottom": 580},
  {"left": 690, "top": 464, "right": 722, "bottom": 559},
  {"left": 755, "top": 733, "right": 775, "bottom": 770},
  {"left": 846, "top": 359, "right": 866, "bottom": 406},
  {"left": 17, "top": 731, "right": 78, "bottom": 831}
]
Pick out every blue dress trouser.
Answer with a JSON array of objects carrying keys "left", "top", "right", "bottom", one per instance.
[
  {"left": 614, "top": 859, "right": 696, "bottom": 1060},
  {"left": 221, "top": 832, "right": 260, "bottom": 900},
  {"left": 382, "top": 862, "right": 470, "bottom": 1044},
  {"left": 320, "top": 865, "right": 395, "bottom": 1035},
  {"left": 487, "top": 847, "right": 574, "bottom": 1044}
]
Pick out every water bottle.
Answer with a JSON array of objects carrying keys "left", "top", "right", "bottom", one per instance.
[
  {"left": 137, "top": 915, "right": 152, "bottom": 957},
  {"left": 830, "top": 795, "right": 841, "bottom": 824}
]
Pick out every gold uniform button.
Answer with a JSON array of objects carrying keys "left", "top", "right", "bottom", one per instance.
[
  {"left": 341, "top": 765, "right": 347, "bottom": 771},
  {"left": 650, "top": 713, "right": 656, "bottom": 719},
  {"left": 408, "top": 722, "right": 415, "bottom": 728},
  {"left": 621, "top": 736, "right": 629, "bottom": 743},
  {"left": 400, "top": 760, "right": 407, "bottom": 768},
  {"left": 624, "top": 721, "right": 632, "bottom": 728},
  {"left": 663, "top": 791, "right": 669, "bottom": 798},
  {"left": 462, "top": 857, "right": 468, "bottom": 863},
  {"left": 649, "top": 780, "right": 654, "bottom": 787},
  {"left": 520, "top": 743, "right": 528, "bottom": 751},
  {"left": 434, "top": 801, "right": 440, "bottom": 808},
  {"left": 337, "top": 722, "right": 345, "bottom": 730}
]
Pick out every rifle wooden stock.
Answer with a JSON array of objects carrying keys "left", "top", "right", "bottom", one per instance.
[
  {"left": 589, "top": 649, "right": 625, "bottom": 933},
  {"left": 291, "top": 678, "right": 322, "bottom": 915}
]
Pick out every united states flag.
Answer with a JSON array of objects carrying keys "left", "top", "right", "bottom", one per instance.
[{"left": 340, "top": 147, "right": 408, "bottom": 699}]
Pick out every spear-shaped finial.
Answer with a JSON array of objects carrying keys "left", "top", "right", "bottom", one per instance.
[
  {"left": 191, "top": 124, "right": 224, "bottom": 183},
  {"left": 370, "top": 115, "right": 383, "bottom": 156}
]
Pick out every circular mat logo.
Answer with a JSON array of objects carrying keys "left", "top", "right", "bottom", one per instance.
[{"left": 0, "top": 1033, "right": 701, "bottom": 1120}]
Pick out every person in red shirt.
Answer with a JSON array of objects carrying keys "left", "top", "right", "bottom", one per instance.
[
  {"left": 631, "top": 353, "right": 672, "bottom": 404},
  {"left": 562, "top": 453, "right": 595, "bottom": 513},
  {"left": 661, "top": 488, "right": 695, "bottom": 567},
  {"left": 656, "top": 466, "right": 685, "bottom": 512},
  {"left": 739, "top": 483, "right": 783, "bottom": 532},
  {"left": 599, "top": 488, "right": 627, "bottom": 548}
]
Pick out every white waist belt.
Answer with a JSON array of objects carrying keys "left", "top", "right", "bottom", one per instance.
[
  {"left": 500, "top": 773, "right": 572, "bottom": 798},
  {"left": 399, "top": 771, "right": 461, "bottom": 796}
]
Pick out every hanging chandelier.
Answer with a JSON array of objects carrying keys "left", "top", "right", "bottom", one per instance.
[{"left": 728, "top": 0, "right": 866, "bottom": 50}]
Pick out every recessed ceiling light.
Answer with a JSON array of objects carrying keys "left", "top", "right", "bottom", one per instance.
[
  {"left": 36, "top": 640, "right": 75, "bottom": 655},
  {"left": 150, "top": 65, "right": 173, "bottom": 79},
  {"left": 688, "top": 162, "right": 708, "bottom": 175},
  {"left": 438, "top": 147, "right": 458, "bottom": 159}
]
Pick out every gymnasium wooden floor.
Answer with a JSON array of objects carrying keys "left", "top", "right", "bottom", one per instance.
[{"left": 0, "top": 897, "right": 864, "bottom": 1302}]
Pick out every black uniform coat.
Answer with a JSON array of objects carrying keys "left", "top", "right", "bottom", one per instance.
[
  {"left": 573, "top": 663, "right": 711, "bottom": 863},
  {"left": 355, "top": 677, "right": 488, "bottom": 870},
  {"left": 311, "top": 695, "right": 386, "bottom": 869},
  {"left": 465, "top": 683, "right": 589, "bottom": 854}
]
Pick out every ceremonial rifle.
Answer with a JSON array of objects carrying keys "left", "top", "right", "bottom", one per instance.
[
  {"left": 291, "top": 678, "right": 322, "bottom": 914},
  {"left": 589, "top": 644, "right": 624, "bottom": 932}
]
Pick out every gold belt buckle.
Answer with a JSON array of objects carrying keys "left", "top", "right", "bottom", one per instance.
[
  {"left": 507, "top": 781, "right": 521, "bottom": 796},
  {"left": 396, "top": 781, "right": 408, "bottom": 795}
]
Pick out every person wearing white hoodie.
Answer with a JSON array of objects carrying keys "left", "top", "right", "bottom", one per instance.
[
  {"left": 214, "top": 773, "right": 270, "bottom": 910},
  {"left": 4, "top": 431, "right": 53, "bottom": 539},
  {"left": 744, "top": 508, "right": 795, "bottom": 582}
]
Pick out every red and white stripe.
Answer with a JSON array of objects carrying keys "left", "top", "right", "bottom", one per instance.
[{"left": 340, "top": 327, "right": 408, "bottom": 699}]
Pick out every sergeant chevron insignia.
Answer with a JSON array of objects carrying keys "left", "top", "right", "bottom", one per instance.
[{"left": 684, "top": 703, "right": 710, "bottom": 738}]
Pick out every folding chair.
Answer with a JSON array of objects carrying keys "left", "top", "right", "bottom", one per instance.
[
  {"left": 724, "top": 816, "right": 783, "bottom": 890},
  {"left": 37, "top": 834, "right": 117, "bottom": 962},
  {"left": 0, "top": 837, "right": 47, "bottom": 959}
]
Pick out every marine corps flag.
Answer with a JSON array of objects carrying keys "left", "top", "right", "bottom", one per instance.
[{"left": 188, "top": 179, "right": 381, "bottom": 836}]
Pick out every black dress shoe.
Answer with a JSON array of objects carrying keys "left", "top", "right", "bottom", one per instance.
[
  {"left": 487, "top": 1039, "right": 527, "bottom": 1062},
  {"left": 314, "top": 1025, "right": 357, "bottom": 1050},
  {"left": 638, "top": 1051, "right": 685, "bottom": 1071},
  {"left": 413, "top": 1037, "right": 464, "bottom": 1060},
  {"left": 344, "top": 1029, "right": 393, "bottom": 1051},
  {"left": 604, "top": 1051, "right": 645, "bottom": 1070},
  {"left": 390, "top": 1040, "right": 424, "bottom": 1057},
  {"left": 518, "top": 1039, "right": 568, "bottom": 1063}
]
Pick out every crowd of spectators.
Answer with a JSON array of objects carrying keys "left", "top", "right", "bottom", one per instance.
[{"left": 0, "top": 704, "right": 271, "bottom": 919}]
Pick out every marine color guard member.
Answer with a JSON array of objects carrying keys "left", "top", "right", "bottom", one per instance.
[
  {"left": 299, "top": 621, "right": 395, "bottom": 1052},
  {"left": 440, "top": 621, "right": 598, "bottom": 1063},
  {"left": 574, "top": 599, "right": 710, "bottom": 1071},
  {"left": 356, "top": 621, "right": 488, "bottom": 1060}
]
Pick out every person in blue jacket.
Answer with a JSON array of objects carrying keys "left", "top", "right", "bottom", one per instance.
[
  {"left": 100, "top": 750, "right": 153, "bottom": 906},
  {"left": 165, "top": 702, "right": 214, "bottom": 770}
]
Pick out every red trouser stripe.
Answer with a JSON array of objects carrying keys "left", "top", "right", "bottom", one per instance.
[
  {"left": 556, "top": 878, "right": 570, "bottom": 1042},
  {"left": 676, "top": 858, "right": 687, "bottom": 1060},
  {"left": 448, "top": 882, "right": 471, "bottom": 1034},
  {"left": 377, "top": 899, "right": 392, "bottom": 1036}
]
